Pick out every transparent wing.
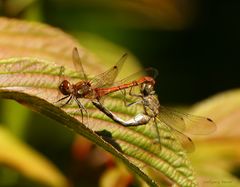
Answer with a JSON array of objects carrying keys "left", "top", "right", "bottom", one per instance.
[
  {"left": 180, "top": 111, "right": 216, "bottom": 135},
  {"left": 111, "top": 67, "right": 158, "bottom": 87},
  {"left": 72, "top": 47, "right": 88, "bottom": 81},
  {"left": 154, "top": 117, "right": 195, "bottom": 152},
  {"left": 158, "top": 106, "right": 216, "bottom": 135},
  {"left": 157, "top": 106, "right": 186, "bottom": 133},
  {"left": 90, "top": 53, "right": 128, "bottom": 88},
  {"left": 172, "top": 130, "right": 195, "bottom": 153}
]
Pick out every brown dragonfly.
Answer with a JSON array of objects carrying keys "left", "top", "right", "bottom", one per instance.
[
  {"left": 57, "top": 48, "right": 155, "bottom": 121},
  {"left": 93, "top": 81, "right": 217, "bottom": 152}
]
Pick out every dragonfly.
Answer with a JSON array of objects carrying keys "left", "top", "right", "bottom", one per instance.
[
  {"left": 93, "top": 81, "right": 217, "bottom": 152},
  {"left": 57, "top": 47, "right": 127, "bottom": 120},
  {"left": 57, "top": 47, "right": 156, "bottom": 121}
]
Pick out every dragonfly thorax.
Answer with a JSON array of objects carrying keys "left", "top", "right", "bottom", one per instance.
[
  {"left": 140, "top": 82, "right": 160, "bottom": 117},
  {"left": 75, "top": 81, "right": 93, "bottom": 98},
  {"left": 141, "top": 93, "right": 159, "bottom": 118}
]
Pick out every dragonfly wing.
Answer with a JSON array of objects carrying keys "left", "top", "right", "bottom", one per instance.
[
  {"left": 91, "top": 53, "right": 128, "bottom": 88},
  {"left": 180, "top": 112, "right": 216, "bottom": 135},
  {"left": 112, "top": 67, "right": 158, "bottom": 87},
  {"left": 72, "top": 47, "right": 88, "bottom": 81},
  {"left": 159, "top": 106, "right": 216, "bottom": 135},
  {"left": 155, "top": 117, "right": 195, "bottom": 152},
  {"left": 158, "top": 106, "right": 186, "bottom": 133},
  {"left": 172, "top": 130, "right": 195, "bottom": 153}
]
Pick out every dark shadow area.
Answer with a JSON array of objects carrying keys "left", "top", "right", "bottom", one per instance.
[{"left": 95, "top": 130, "right": 122, "bottom": 152}]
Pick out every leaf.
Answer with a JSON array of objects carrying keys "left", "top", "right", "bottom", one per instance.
[
  {"left": 0, "top": 17, "right": 196, "bottom": 187},
  {"left": 188, "top": 89, "right": 240, "bottom": 186},
  {"left": 0, "top": 17, "right": 102, "bottom": 75},
  {"left": 0, "top": 126, "right": 69, "bottom": 187},
  {"left": 190, "top": 89, "right": 240, "bottom": 139},
  {"left": 190, "top": 140, "right": 240, "bottom": 187}
]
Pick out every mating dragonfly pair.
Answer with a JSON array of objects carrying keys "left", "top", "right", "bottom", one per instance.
[{"left": 57, "top": 47, "right": 216, "bottom": 152}]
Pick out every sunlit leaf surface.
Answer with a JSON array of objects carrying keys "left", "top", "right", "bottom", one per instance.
[
  {"left": 0, "top": 17, "right": 196, "bottom": 186},
  {"left": 190, "top": 89, "right": 240, "bottom": 139},
  {"left": 0, "top": 17, "right": 102, "bottom": 75},
  {"left": 188, "top": 90, "right": 240, "bottom": 186}
]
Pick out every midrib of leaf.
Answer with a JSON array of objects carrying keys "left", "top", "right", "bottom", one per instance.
[{"left": 0, "top": 58, "right": 196, "bottom": 187}]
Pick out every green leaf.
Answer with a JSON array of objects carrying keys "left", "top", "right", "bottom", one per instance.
[
  {"left": 0, "top": 126, "right": 68, "bottom": 187},
  {"left": 188, "top": 89, "right": 240, "bottom": 187},
  {"left": 190, "top": 89, "right": 240, "bottom": 139},
  {"left": 0, "top": 17, "right": 196, "bottom": 187}
]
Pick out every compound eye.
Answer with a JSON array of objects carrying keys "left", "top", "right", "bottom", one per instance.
[
  {"left": 141, "top": 84, "right": 148, "bottom": 96},
  {"left": 59, "top": 80, "right": 71, "bottom": 95},
  {"left": 141, "top": 83, "right": 154, "bottom": 96},
  {"left": 147, "top": 84, "right": 156, "bottom": 95},
  {"left": 147, "top": 84, "right": 154, "bottom": 91}
]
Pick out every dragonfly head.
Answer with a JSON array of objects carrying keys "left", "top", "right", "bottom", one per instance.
[
  {"left": 141, "top": 83, "right": 155, "bottom": 97},
  {"left": 59, "top": 80, "right": 73, "bottom": 95}
]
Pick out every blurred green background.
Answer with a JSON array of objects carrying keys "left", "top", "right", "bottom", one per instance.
[{"left": 0, "top": 0, "right": 240, "bottom": 187}]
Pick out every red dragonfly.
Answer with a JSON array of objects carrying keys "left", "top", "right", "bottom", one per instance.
[
  {"left": 57, "top": 47, "right": 156, "bottom": 120},
  {"left": 93, "top": 82, "right": 217, "bottom": 152},
  {"left": 94, "top": 69, "right": 156, "bottom": 99}
]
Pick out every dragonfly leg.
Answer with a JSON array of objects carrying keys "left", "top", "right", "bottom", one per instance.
[
  {"left": 122, "top": 86, "right": 143, "bottom": 107},
  {"left": 55, "top": 95, "right": 70, "bottom": 103},
  {"left": 126, "top": 100, "right": 143, "bottom": 107},
  {"left": 142, "top": 101, "right": 149, "bottom": 115},
  {"left": 74, "top": 98, "right": 88, "bottom": 123},
  {"left": 56, "top": 95, "right": 72, "bottom": 107},
  {"left": 129, "top": 85, "right": 142, "bottom": 98},
  {"left": 153, "top": 118, "right": 161, "bottom": 149},
  {"left": 120, "top": 88, "right": 139, "bottom": 107},
  {"left": 120, "top": 89, "right": 129, "bottom": 106}
]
